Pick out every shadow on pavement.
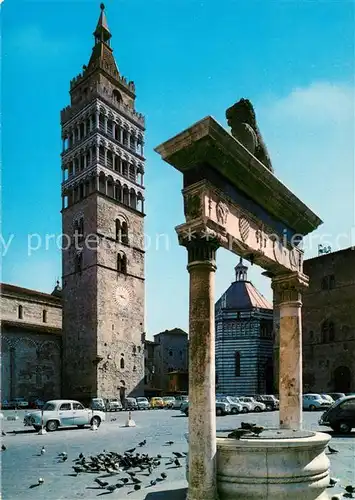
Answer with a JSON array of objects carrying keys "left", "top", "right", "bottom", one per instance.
[
  {"left": 144, "top": 488, "right": 187, "bottom": 499},
  {"left": 170, "top": 415, "right": 186, "bottom": 418},
  {"left": 326, "top": 430, "right": 355, "bottom": 439}
]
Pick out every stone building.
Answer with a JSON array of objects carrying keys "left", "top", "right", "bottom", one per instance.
[
  {"left": 302, "top": 247, "right": 355, "bottom": 393},
  {"left": 60, "top": 5, "right": 146, "bottom": 403},
  {"left": 144, "top": 329, "right": 188, "bottom": 394},
  {"left": 215, "top": 259, "right": 274, "bottom": 396},
  {"left": 1, "top": 283, "right": 62, "bottom": 401}
]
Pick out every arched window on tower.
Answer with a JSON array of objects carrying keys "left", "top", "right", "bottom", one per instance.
[
  {"left": 117, "top": 253, "right": 127, "bottom": 274},
  {"left": 42, "top": 310, "right": 47, "bottom": 323},
  {"left": 115, "top": 219, "right": 121, "bottom": 241},
  {"left": 235, "top": 352, "right": 241, "bottom": 377},
  {"left": 120, "top": 357, "right": 125, "bottom": 369},
  {"left": 18, "top": 305, "right": 23, "bottom": 319},
  {"left": 112, "top": 89, "right": 122, "bottom": 103},
  {"left": 121, "top": 222, "right": 129, "bottom": 245}
]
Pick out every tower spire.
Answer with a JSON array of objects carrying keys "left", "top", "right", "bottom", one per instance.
[
  {"left": 86, "top": 3, "right": 119, "bottom": 78},
  {"left": 94, "top": 4, "right": 111, "bottom": 45}
]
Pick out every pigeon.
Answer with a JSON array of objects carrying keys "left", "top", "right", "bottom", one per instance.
[
  {"left": 327, "top": 445, "right": 338, "bottom": 454},
  {"left": 106, "top": 484, "right": 117, "bottom": 492},
  {"left": 61, "top": 455, "right": 68, "bottom": 462},
  {"left": 150, "top": 479, "right": 157, "bottom": 486},
  {"left": 165, "top": 441, "right": 174, "bottom": 445},
  {"left": 330, "top": 495, "right": 342, "bottom": 500},
  {"left": 138, "top": 440, "right": 146, "bottom": 447},
  {"left": 1, "top": 445, "right": 6, "bottom": 451},
  {"left": 40, "top": 446, "right": 46, "bottom": 455},
  {"left": 94, "top": 478, "right": 109, "bottom": 488},
  {"left": 174, "top": 458, "right": 181, "bottom": 467},
  {"left": 79, "top": 453, "right": 84, "bottom": 459},
  {"left": 327, "top": 478, "right": 339, "bottom": 488},
  {"left": 38, "top": 478, "right": 44, "bottom": 485},
  {"left": 134, "top": 484, "right": 141, "bottom": 491},
  {"left": 111, "top": 418, "right": 117, "bottom": 422},
  {"left": 345, "top": 486, "right": 355, "bottom": 494},
  {"left": 228, "top": 429, "right": 253, "bottom": 440},
  {"left": 172, "top": 452, "right": 184, "bottom": 458},
  {"left": 125, "top": 447, "right": 136, "bottom": 454},
  {"left": 241, "top": 422, "right": 256, "bottom": 430},
  {"left": 161, "top": 472, "right": 167, "bottom": 479},
  {"left": 343, "top": 494, "right": 354, "bottom": 499},
  {"left": 121, "top": 477, "right": 129, "bottom": 484}
]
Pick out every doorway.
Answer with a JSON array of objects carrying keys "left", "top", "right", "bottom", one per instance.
[{"left": 333, "top": 366, "right": 351, "bottom": 393}]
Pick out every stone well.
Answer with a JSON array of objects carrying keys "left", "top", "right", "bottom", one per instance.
[{"left": 186, "top": 430, "right": 331, "bottom": 500}]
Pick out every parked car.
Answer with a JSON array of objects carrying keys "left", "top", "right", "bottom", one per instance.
[
  {"left": 173, "top": 395, "right": 188, "bottom": 409},
  {"left": 238, "top": 397, "right": 266, "bottom": 412},
  {"left": 105, "top": 398, "right": 122, "bottom": 412},
  {"left": 229, "top": 397, "right": 252, "bottom": 413},
  {"left": 320, "top": 394, "right": 334, "bottom": 405},
  {"left": 319, "top": 395, "right": 355, "bottom": 433},
  {"left": 150, "top": 397, "right": 165, "bottom": 409},
  {"left": 10, "top": 397, "right": 29, "bottom": 409},
  {"left": 181, "top": 400, "right": 231, "bottom": 417},
  {"left": 327, "top": 393, "right": 346, "bottom": 401},
  {"left": 162, "top": 397, "right": 176, "bottom": 409},
  {"left": 303, "top": 394, "right": 331, "bottom": 411},
  {"left": 216, "top": 396, "right": 242, "bottom": 414},
  {"left": 253, "top": 395, "right": 279, "bottom": 411},
  {"left": 136, "top": 397, "right": 150, "bottom": 410},
  {"left": 90, "top": 398, "right": 106, "bottom": 411},
  {"left": 23, "top": 399, "right": 106, "bottom": 432},
  {"left": 123, "top": 397, "right": 138, "bottom": 410}
]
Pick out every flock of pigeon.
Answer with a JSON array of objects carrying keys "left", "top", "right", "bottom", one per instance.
[
  {"left": 324, "top": 445, "right": 355, "bottom": 499},
  {"left": 28, "top": 439, "right": 186, "bottom": 495}
]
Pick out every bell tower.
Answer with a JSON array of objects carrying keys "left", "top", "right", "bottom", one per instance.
[{"left": 60, "top": 4, "right": 145, "bottom": 402}]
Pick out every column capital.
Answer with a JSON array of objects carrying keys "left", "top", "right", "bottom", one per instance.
[
  {"left": 271, "top": 271, "right": 309, "bottom": 305},
  {"left": 177, "top": 226, "right": 219, "bottom": 270}
]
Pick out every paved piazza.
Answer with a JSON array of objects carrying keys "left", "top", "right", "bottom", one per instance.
[{"left": 1, "top": 409, "right": 354, "bottom": 499}]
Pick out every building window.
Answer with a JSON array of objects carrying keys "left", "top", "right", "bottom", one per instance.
[
  {"left": 42, "top": 310, "right": 47, "bottom": 323},
  {"left": 133, "top": 346, "right": 136, "bottom": 355},
  {"left": 120, "top": 357, "right": 125, "bottom": 369},
  {"left": 121, "top": 222, "right": 129, "bottom": 245},
  {"left": 321, "top": 320, "right": 335, "bottom": 343},
  {"left": 235, "top": 352, "right": 241, "bottom": 377},
  {"left": 115, "top": 219, "right": 121, "bottom": 241},
  {"left": 133, "top": 365, "right": 136, "bottom": 372},
  {"left": 321, "top": 275, "right": 335, "bottom": 290},
  {"left": 18, "top": 305, "right": 23, "bottom": 319},
  {"left": 169, "top": 350, "right": 173, "bottom": 357},
  {"left": 117, "top": 253, "right": 127, "bottom": 273}
]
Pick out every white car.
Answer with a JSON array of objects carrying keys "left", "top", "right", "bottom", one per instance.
[
  {"left": 229, "top": 397, "right": 252, "bottom": 413},
  {"left": 303, "top": 394, "right": 332, "bottom": 411},
  {"left": 238, "top": 397, "right": 266, "bottom": 412},
  {"left": 23, "top": 399, "right": 106, "bottom": 432}
]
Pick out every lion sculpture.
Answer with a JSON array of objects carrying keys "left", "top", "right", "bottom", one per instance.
[{"left": 226, "top": 98, "right": 273, "bottom": 173}]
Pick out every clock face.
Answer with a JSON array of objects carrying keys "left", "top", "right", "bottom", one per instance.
[{"left": 115, "top": 284, "right": 132, "bottom": 308}]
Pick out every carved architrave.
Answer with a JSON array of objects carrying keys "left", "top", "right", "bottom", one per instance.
[
  {"left": 184, "top": 194, "right": 202, "bottom": 221},
  {"left": 216, "top": 201, "right": 229, "bottom": 226},
  {"left": 273, "top": 239, "right": 284, "bottom": 264},
  {"left": 239, "top": 216, "right": 250, "bottom": 242},
  {"left": 289, "top": 247, "right": 299, "bottom": 271},
  {"left": 255, "top": 224, "right": 268, "bottom": 253}
]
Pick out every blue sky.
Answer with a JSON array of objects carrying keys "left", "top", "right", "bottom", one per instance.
[{"left": 2, "top": 0, "right": 354, "bottom": 337}]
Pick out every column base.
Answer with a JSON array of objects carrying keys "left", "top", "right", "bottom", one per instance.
[{"left": 186, "top": 487, "right": 219, "bottom": 500}]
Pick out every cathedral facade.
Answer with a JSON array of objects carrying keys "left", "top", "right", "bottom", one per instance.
[{"left": 60, "top": 5, "right": 145, "bottom": 403}]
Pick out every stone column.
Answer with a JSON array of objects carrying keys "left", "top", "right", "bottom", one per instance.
[
  {"left": 272, "top": 272, "right": 308, "bottom": 430},
  {"left": 182, "top": 237, "right": 219, "bottom": 500}
]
